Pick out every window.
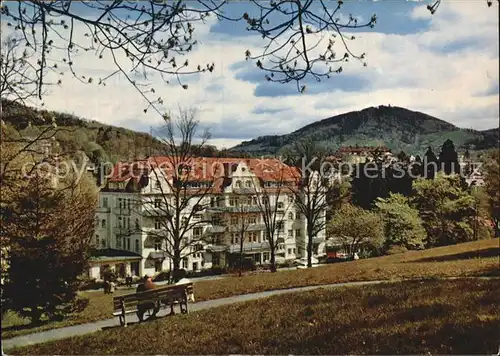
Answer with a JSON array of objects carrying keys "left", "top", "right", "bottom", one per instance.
[
  {"left": 101, "top": 239, "right": 106, "bottom": 248},
  {"left": 277, "top": 221, "right": 284, "bottom": 232},
  {"left": 118, "top": 217, "right": 122, "bottom": 228},
  {"left": 182, "top": 258, "right": 188, "bottom": 269},
  {"left": 193, "top": 227, "right": 203, "bottom": 237},
  {"left": 154, "top": 242, "right": 162, "bottom": 251},
  {"left": 288, "top": 248, "right": 292, "bottom": 255},
  {"left": 154, "top": 198, "right": 161, "bottom": 208},
  {"left": 293, "top": 248, "right": 296, "bottom": 254},
  {"left": 288, "top": 212, "right": 293, "bottom": 220},
  {"left": 195, "top": 244, "right": 203, "bottom": 251},
  {"left": 95, "top": 234, "right": 99, "bottom": 246},
  {"left": 252, "top": 196, "right": 257, "bottom": 205},
  {"left": 277, "top": 202, "right": 284, "bottom": 209},
  {"left": 229, "top": 197, "right": 237, "bottom": 206},
  {"left": 288, "top": 195, "right": 294, "bottom": 203},
  {"left": 116, "top": 237, "right": 122, "bottom": 249},
  {"left": 102, "top": 197, "right": 108, "bottom": 208},
  {"left": 118, "top": 198, "right": 122, "bottom": 209},
  {"left": 126, "top": 238, "right": 131, "bottom": 250},
  {"left": 210, "top": 197, "right": 216, "bottom": 207},
  {"left": 135, "top": 219, "right": 140, "bottom": 230},
  {"left": 127, "top": 199, "right": 131, "bottom": 209},
  {"left": 296, "top": 212, "right": 300, "bottom": 220},
  {"left": 154, "top": 219, "right": 161, "bottom": 230},
  {"left": 155, "top": 179, "right": 161, "bottom": 189},
  {"left": 101, "top": 219, "right": 106, "bottom": 228},
  {"left": 288, "top": 229, "right": 293, "bottom": 238},
  {"left": 245, "top": 180, "right": 252, "bottom": 188},
  {"left": 135, "top": 239, "right": 139, "bottom": 253},
  {"left": 231, "top": 216, "right": 238, "bottom": 225},
  {"left": 248, "top": 216, "right": 257, "bottom": 224},
  {"left": 235, "top": 180, "right": 241, "bottom": 188},
  {"left": 263, "top": 252, "right": 269, "bottom": 261},
  {"left": 296, "top": 229, "right": 301, "bottom": 237}
]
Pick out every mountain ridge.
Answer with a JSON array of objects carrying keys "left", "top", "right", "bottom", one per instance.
[{"left": 231, "top": 105, "right": 498, "bottom": 155}]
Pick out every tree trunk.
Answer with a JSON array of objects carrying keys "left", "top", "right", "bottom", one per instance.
[
  {"left": 307, "top": 234, "right": 313, "bottom": 268},
  {"left": 171, "top": 252, "right": 182, "bottom": 283},
  {"left": 30, "top": 307, "right": 42, "bottom": 325},
  {"left": 270, "top": 248, "right": 276, "bottom": 272},
  {"left": 239, "top": 235, "right": 244, "bottom": 277}
]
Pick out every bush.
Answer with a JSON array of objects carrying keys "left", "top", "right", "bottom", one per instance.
[{"left": 78, "top": 278, "right": 105, "bottom": 291}]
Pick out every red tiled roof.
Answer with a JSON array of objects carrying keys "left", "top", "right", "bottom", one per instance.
[{"left": 107, "top": 156, "right": 300, "bottom": 190}]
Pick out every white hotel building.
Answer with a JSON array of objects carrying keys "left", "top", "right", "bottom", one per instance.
[{"left": 89, "top": 157, "right": 326, "bottom": 280}]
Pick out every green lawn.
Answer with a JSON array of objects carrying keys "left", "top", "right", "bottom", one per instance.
[
  {"left": 2, "top": 238, "right": 499, "bottom": 340},
  {"left": 9, "top": 279, "right": 500, "bottom": 355}
]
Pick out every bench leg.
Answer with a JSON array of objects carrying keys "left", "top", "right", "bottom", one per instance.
[
  {"left": 119, "top": 313, "right": 127, "bottom": 327},
  {"left": 169, "top": 304, "right": 175, "bottom": 316},
  {"left": 181, "top": 301, "right": 188, "bottom": 314}
]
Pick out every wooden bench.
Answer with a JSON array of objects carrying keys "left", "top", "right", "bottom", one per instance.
[{"left": 112, "top": 283, "right": 194, "bottom": 326}]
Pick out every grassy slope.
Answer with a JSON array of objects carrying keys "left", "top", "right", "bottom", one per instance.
[
  {"left": 10, "top": 279, "right": 500, "bottom": 355},
  {"left": 2, "top": 238, "right": 499, "bottom": 339}
]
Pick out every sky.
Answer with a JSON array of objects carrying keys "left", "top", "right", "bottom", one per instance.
[{"left": 3, "top": 0, "right": 499, "bottom": 149}]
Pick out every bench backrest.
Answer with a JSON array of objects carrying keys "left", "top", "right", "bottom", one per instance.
[{"left": 113, "top": 283, "right": 193, "bottom": 312}]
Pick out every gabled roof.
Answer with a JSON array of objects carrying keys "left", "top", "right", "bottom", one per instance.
[{"left": 106, "top": 157, "right": 300, "bottom": 189}]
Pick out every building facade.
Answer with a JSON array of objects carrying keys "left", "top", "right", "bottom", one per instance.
[{"left": 91, "top": 157, "right": 326, "bottom": 280}]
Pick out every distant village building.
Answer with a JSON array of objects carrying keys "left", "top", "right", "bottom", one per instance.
[
  {"left": 329, "top": 146, "right": 393, "bottom": 164},
  {"left": 91, "top": 157, "right": 326, "bottom": 280}
]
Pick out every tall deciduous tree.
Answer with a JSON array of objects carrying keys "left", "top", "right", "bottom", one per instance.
[
  {"left": 284, "top": 139, "right": 329, "bottom": 268},
  {"left": 138, "top": 108, "right": 215, "bottom": 282},
  {"left": 328, "top": 203, "right": 384, "bottom": 258},
  {"left": 375, "top": 193, "right": 426, "bottom": 252},
  {"left": 253, "top": 161, "right": 294, "bottom": 272}
]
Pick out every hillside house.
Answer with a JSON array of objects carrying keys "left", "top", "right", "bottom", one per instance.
[{"left": 91, "top": 157, "right": 327, "bottom": 280}]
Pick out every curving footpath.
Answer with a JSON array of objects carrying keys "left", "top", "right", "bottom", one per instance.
[{"left": 2, "top": 277, "right": 496, "bottom": 352}]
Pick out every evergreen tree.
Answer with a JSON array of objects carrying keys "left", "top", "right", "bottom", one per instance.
[
  {"left": 2, "top": 171, "right": 96, "bottom": 323},
  {"left": 438, "top": 139, "right": 461, "bottom": 175},
  {"left": 423, "top": 146, "right": 438, "bottom": 179}
]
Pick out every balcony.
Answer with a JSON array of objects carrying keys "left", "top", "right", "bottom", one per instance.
[
  {"left": 205, "top": 225, "right": 227, "bottom": 234},
  {"left": 113, "top": 207, "right": 132, "bottom": 216},
  {"left": 228, "top": 241, "right": 270, "bottom": 253},
  {"left": 96, "top": 207, "right": 111, "bottom": 213},
  {"left": 232, "top": 187, "right": 256, "bottom": 194},
  {"left": 226, "top": 223, "right": 266, "bottom": 232},
  {"left": 206, "top": 205, "right": 261, "bottom": 214}
]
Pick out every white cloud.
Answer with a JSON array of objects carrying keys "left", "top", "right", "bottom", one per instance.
[{"left": 4, "top": 2, "right": 498, "bottom": 149}]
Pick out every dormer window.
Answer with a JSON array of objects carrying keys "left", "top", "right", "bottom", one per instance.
[
  {"left": 245, "top": 180, "right": 251, "bottom": 188},
  {"left": 235, "top": 180, "right": 241, "bottom": 188}
]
